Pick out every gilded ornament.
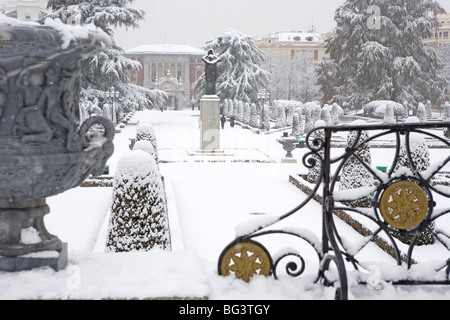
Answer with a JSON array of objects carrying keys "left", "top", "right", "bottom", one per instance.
[
  {"left": 219, "top": 242, "right": 271, "bottom": 282},
  {"left": 379, "top": 181, "right": 429, "bottom": 230}
]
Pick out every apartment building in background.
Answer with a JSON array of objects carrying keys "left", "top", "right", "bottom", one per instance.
[{"left": 0, "top": 0, "right": 49, "bottom": 21}]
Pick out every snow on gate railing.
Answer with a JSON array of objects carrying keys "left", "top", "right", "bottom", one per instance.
[{"left": 217, "top": 121, "right": 450, "bottom": 300}]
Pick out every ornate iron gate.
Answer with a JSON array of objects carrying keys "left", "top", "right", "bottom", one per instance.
[{"left": 218, "top": 122, "right": 450, "bottom": 299}]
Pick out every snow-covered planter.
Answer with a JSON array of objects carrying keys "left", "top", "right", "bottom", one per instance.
[
  {"left": 0, "top": 18, "right": 113, "bottom": 271},
  {"left": 107, "top": 150, "right": 170, "bottom": 252}
]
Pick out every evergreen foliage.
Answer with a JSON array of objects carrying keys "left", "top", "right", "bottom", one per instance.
[
  {"left": 339, "top": 121, "right": 374, "bottom": 208},
  {"left": 136, "top": 122, "right": 158, "bottom": 163},
  {"left": 193, "top": 29, "right": 270, "bottom": 103},
  {"left": 249, "top": 103, "right": 259, "bottom": 128},
  {"left": 319, "top": 0, "right": 446, "bottom": 109},
  {"left": 106, "top": 150, "right": 170, "bottom": 252},
  {"left": 44, "top": 0, "right": 167, "bottom": 115}
]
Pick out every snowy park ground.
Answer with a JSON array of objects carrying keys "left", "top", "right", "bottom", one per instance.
[{"left": 2, "top": 108, "right": 450, "bottom": 300}]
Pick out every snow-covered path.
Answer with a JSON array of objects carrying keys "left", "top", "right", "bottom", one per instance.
[{"left": 2, "top": 109, "right": 450, "bottom": 300}]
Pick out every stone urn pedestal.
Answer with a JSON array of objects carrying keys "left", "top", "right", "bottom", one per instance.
[{"left": 0, "top": 20, "right": 114, "bottom": 271}]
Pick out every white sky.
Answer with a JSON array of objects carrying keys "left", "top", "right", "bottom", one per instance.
[{"left": 114, "top": 0, "right": 450, "bottom": 51}]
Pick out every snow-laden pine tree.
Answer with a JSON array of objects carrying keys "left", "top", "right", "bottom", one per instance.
[
  {"left": 339, "top": 120, "right": 374, "bottom": 208},
  {"left": 193, "top": 29, "right": 270, "bottom": 104},
  {"left": 319, "top": 0, "right": 446, "bottom": 109},
  {"left": 106, "top": 150, "right": 170, "bottom": 252},
  {"left": 44, "top": 0, "right": 167, "bottom": 116}
]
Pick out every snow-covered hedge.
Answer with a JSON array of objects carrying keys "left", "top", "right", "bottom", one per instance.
[
  {"left": 363, "top": 100, "right": 404, "bottom": 119},
  {"left": 106, "top": 150, "right": 170, "bottom": 252},
  {"left": 136, "top": 121, "right": 158, "bottom": 163}
]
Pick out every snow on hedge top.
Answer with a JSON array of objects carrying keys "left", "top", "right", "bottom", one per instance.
[
  {"left": 0, "top": 13, "right": 110, "bottom": 50},
  {"left": 115, "top": 150, "right": 159, "bottom": 184}
]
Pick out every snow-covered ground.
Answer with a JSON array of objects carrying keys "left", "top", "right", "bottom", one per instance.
[{"left": 2, "top": 109, "right": 450, "bottom": 300}]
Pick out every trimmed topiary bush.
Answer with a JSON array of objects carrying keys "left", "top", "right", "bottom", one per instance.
[{"left": 106, "top": 150, "right": 170, "bottom": 252}]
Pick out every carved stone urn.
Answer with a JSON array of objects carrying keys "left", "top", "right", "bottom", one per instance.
[{"left": 0, "top": 21, "right": 114, "bottom": 271}]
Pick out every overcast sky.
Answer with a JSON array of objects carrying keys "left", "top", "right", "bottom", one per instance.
[{"left": 114, "top": 0, "right": 450, "bottom": 51}]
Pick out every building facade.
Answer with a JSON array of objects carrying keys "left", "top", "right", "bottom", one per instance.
[
  {"left": 423, "top": 13, "right": 450, "bottom": 101},
  {"left": 423, "top": 13, "right": 450, "bottom": 50},
  {"left": 256, "top": 31, "right": 330, "bottom": 63},
  {"left": 125, "top": 44, "right": 205, "bottom": 110},
  {"left": 0, "top": 0, "right": 49, "bottom": 21}
]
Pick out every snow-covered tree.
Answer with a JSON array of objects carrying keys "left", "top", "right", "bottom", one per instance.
[
  {"left": 331, "top": 103, "right": 342, "bottom": 125},
  {"left": 136, "top": 121, "right": 158, "bottom": 163},
  {"left": 443, "top": 102, "right": 450, "bottom": 138},
  {"left": 320, "top": 0, "right": 446, "bottom": 109},
  {"left": 44, "top": 0, "right": 167, "bottom": 114},
  {"left": 291, "top": 113, "right": 303, "bottom": 139},
  {"left": 133, "top": 139, "right": 158, "bottom": 168},
  {"left": 443, "top": 102, "right": 450, "bottom": 121},
  {"left": 263, "top": 105, "right": 270, "bottom": 131},
  {"left": 263, "top": 53, "right": 290, "bottom": 100},
  {"left": 393, "top": 117, "right": 434, "bottom": 245},
  {"left": 243, "top": 102, "right": 251, "bottom": 125},
  {"left": 417, "top": 103, "right": 426, "bottom": 122},
  {"left": 292, "top": 52, "right": 321, "bottom": 102},
  {"left": 437, "top": 43, "right": 450, "bottom": 100},
  {"left": 274, "top": 104, "right": 286, "bottom": 129},
  {"left": 236, "top": 101, "right": 244, "bottom": 123},
  {"left": 250, "top": 103, "right": 259, "bottom": 128},
  {"left": 383, "top": 104, "right": 395, "bottom": 124},
  {"left": 321, "top": 106, "right": 332, "bottom": 126},
  {"left": 339, "top": 120, "right": 374, "bottom": 208},
  {"left": 193, "top": 28, "right": 270, "bottom": 104},
  {"left": 106, "top": 150, "right": 170, "bottom": 252},
  {"left": 304, "top": 107, "right": 313, "bottom": 134}
]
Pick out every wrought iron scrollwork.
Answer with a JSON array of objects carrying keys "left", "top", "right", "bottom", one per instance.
[{"left": 218, "top": 121, "right": 450, "bottom": 299}]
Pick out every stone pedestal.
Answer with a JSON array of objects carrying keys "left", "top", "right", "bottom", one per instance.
[{"left": 199, "top": 95, "right": 221, "bottom": 152}]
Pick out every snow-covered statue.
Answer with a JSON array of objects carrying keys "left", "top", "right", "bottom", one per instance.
[{"left": 202, "top": 49, "right": 220, "bottom": 95}]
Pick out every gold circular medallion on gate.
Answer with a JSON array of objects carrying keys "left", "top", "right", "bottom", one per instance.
[
  {"left": 379, "top": 180, "right": 429, "bottom": 230},
  {"left": 219, "top": 242, "right": 271, "bottom": 282}
]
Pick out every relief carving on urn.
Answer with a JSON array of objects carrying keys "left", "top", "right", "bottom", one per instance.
[{"left": 0, "top": 20, "right": 114, "bottom": 271}]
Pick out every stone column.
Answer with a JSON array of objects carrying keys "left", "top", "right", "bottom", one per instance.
[
  {"left": 199, "top": 50, "right": 221, "bottom": 153},
  {"left": 200, "top": 95, "right": 221, "bottom": 151}
]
